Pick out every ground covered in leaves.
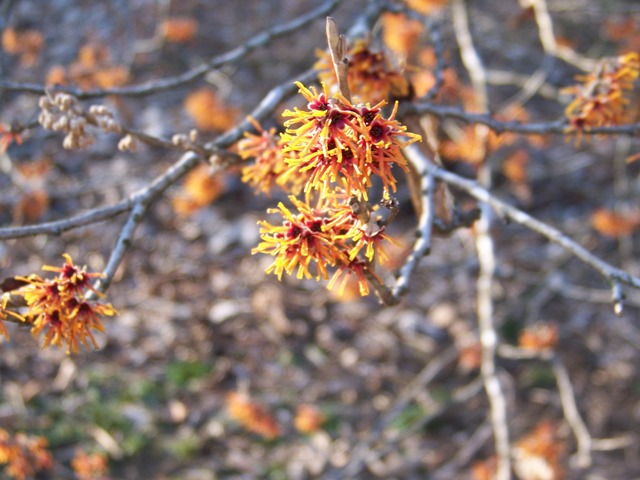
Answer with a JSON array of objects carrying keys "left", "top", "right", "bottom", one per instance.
[{"left": 1, "top": 0, "right": 640, "bottom": 479}]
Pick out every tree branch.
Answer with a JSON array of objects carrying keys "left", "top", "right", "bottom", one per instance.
[{"left": 0, "top": 0, "right": 342, "bottom": 99}]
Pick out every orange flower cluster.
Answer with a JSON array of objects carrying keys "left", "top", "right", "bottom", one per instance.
[
  {"left": 71, "top": 449, "right": 110, "bottom": 480},
  {"left": 46, "top": 42, "right": 129, "bottom": 90},
  {"left": 513, "top": 421, "right": 564, "bottom": 480},
  {"left": 160, "top": 17, "right": 198, "bottom": 43},
  {"left": 253, "top": 193, "right": 395, "bottom": 295},
  {"left": 518, "top": 323, "right": 559, "bottom": 351},
  {"left": 281, "top": 82, "right": 420, "bottom": 198},
  {"left": 184, "top": 87, "right": 241, "bottom": 132},
  {"left": 225, "top": 392, "right": 281, "bottom": 440},
  {"left": 1, "top": 27, "right": 44, "bottom": 67},
  {"left": 315, "top": 39, "right": 409, "bottom": 103},
  {"left": 0, "top": 254, "right": 116, "bottom": 353},
  {"left": 0, "top": 428, "right": 53, "bottom": 480},
  {"left": 246, "top": 79, "right": 420, "bottom": 297},
  {"left": 238, "top": 118, "right": 307, "bottom": 195},
  {"left": 172, "top": 164, "right": 226, "bottom": 216},
  {"left": 564, "top": 52, "right": 640, "bottom": 141}
]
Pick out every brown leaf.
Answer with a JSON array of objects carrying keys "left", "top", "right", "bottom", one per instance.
[
  {"left": 172, "top": 164, "right": 226, "bottom": 216},
  {"left": 226, "top": 391, "right": 281, "bottom": 439},
  {"left": 1, "top": 27, "right": 43, "bottom": 67},
  {"left": 184, "top": 88, "right": 241, "bottom": 132},
  {"left": 513, "top": 421, "right": 564, "bottom": 480},
  {"left": 591, "top": 208, "right": 640, "bottom": 237},
  {"left": 503, "top": 148, "right": 529, "bottom": 185},
  {"left": 13, "top": 190, "right": 49, "bottom": 223},
  {"left": 161, "top": 17, "right": 198, "bottom": 43},
  {"left": 519, "top": 323, "right": 559, "bottom": 351},
  {"left": 381, "top": 13, "right": 423, "bottom": 58}
]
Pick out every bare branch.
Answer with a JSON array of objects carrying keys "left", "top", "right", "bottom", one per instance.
[
  {"left": 551, "top": 355, "right": 592, "bottom": 468},
  {"left": 92, "top": 151, "right": 201, "bottom": 294},
  {"left": 392, "top": 144, "right": 436, "bottom": 299},
  {"left": 407, "top": 148, "right": 640, "bottom": 297},
  {"left": 0, "top": 0, "right": 342, "bottom": 99},
  {"left": 523, "top": 0, "right": 597, "bottom": 71},
  {"left": 452, "top": 1, "right": 510, "bottom": 478},
  {"left": 0, "top": 200, "right": 131, "bottom": 240},
  {"left": 408, "top": 102, "right": 640, "bottom": 136}
]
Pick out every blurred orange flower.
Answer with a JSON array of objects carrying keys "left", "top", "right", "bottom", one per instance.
[
  {"left": 0, "top": 428, "right": 53, "bottom": 480},
  {"left": 294, "top": 404, "right": 325, "bottom": 433},
  {"left": 184, "top": 88, "right": 241, "bottom": 132},
  {"left": 226, "top": 392, "right": 281, "bottom": 440},
  {"left": 71, "top": 449, "right": 109, "bottom": 480},
  {"left": 161, "top": 17, "right": 198, "bottom": 43}
]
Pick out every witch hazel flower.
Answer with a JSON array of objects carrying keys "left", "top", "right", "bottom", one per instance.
[
  {"left": 280, "top": 82, "right": 421, "bottom": 200},
  {"left": 9, "top": 254, "right": 116, "bottom": 353},
  {"left": 253, "top": 194, "right": 353, "bottom": 281},
  {"left": 564, "top": 52, "right": 640, "bottom": 142},
  {"left": 250, "top": 18, "right": 422, "bottom": 300}
]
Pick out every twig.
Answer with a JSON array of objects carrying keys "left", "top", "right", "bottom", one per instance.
[
  {"left": 547, "top": 274, "right": 640, "bottom": 310},
  {"left": 0, "top": 200, "right": 132, "bottom": 240},
  {"left": 0, "top": 0, "right": 342, "bottom": 99},
  {"left": 452, "top": 1, "right": 511, "bottom": 479},
  {"left": 370, "top": 378, "right": 484, "bottom": 467},
  {"left": 407, "top": 148, "right": 640, "bottom": 304},
  {"left": 0, "top": 66, "right": 312, "bottom": 243},
  {"left": 363, "top": 266, "right": 398, "bottom": 306},
  {"left": 551, "top": 355, "right": 592, "bottom": 468},
  {"left": 90, "top": 151, "right": 200, "bottom": 295},
  {"left": 497, "top": 66, "right": 549, "bottom": 113},
  {"left": 498, "top": 345, "right": 592, "bottom": 468},
  {"left": 452, "top": 0, "right": 489, "bottom": 112},
  {"left": 523, "top": 0, "right": 596, "bottom": 71},
  {"left": 487, "top": 68, "right": 560, "bottom": 100},
  {"left": 408, "top": 102, "right": 640, "bottom": 136},
  {"left": 524, "top": 0, "right": 559, "bottom": 57},
  {"left": 392, "top": 143, "right": 436, "bottom": 299}
]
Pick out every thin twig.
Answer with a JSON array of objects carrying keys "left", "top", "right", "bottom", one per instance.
[
  {"left": 0, "top": 68, "right": 312, "bottom": 243},
  {"left": 408, "top": 102, "right": 640, "bottom": 136},
  {"left": 407, "top": 148, "right": 640, "bottom": 297},
  {"left": 551, "top": 355, "right": 592, "bottom": 468},
  {"left": 487, "top": 68, "right": 560, "bottom": 100},
  {"left": 452, "top": 1, "right": 511, "bottom": 478},
  {"left": 0, "top": 200, "right": 132, "bottom": 240},
  {"left": 91, "top": 151, "right": 200, "bottom": 294},
  {"left": 392, "top": 143, "right": 436, "bottom": 299},
  {"left": 371, "top": 378, "right": 485, "bottom": 466},
  {"left": 523, "top": 0, "right": 597, "bottom": 71},
  {"left": 498, "top": 345, "right": 593, "bottom": 468},
  {"left": 0, "top": 0, "right": 342, "bottom": 99}
]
